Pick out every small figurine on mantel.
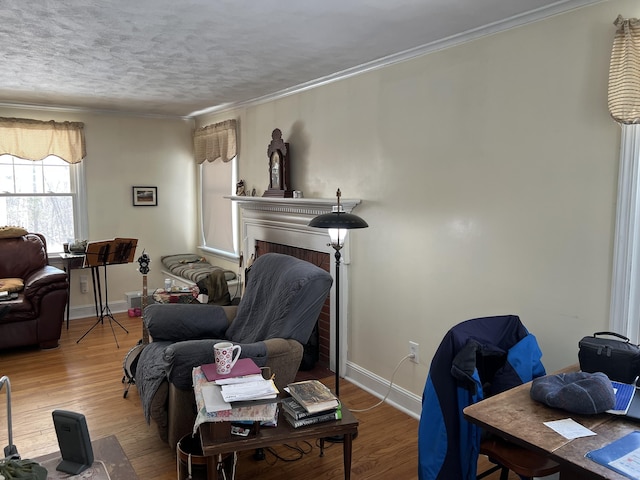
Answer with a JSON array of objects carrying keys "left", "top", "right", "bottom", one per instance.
[
  {"left": 263, "top": 128, "right": 293, "bottom": 198},
  {"left": 236, "top": 179, "right": 246, "bottom": 196}
]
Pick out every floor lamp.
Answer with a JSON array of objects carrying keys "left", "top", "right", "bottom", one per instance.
[{"left": 308, "top": 189, "right": 368, "bottom": 397}]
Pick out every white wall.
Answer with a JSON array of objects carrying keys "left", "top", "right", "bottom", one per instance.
[
  {"left": 0, "top": 106, "right": 196, "bottom": 314},
  {"left": 197, "top": 0, "right": 638, "bottom": 412}
]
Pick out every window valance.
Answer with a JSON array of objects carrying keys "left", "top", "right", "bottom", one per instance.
[
  {"left": 193, "top": 119, "right": 237, "bottom": 164},
  {"left": 0, "top": 117, "right": 86, "bottom": 164},
  {"left": 608, "top": 15, "right": 640, "bottom": 124}
]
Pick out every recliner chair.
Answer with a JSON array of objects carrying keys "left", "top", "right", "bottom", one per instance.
[
  {"left": 418, "top": 314, "right": 560, "bottom": 480},
  {"left": 136, "top": 252, "right": 333, "bottom": 447}
]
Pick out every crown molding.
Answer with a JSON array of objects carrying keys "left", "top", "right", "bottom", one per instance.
[{"left": 192, "top": 0, "right": 604, "bottom": 117}]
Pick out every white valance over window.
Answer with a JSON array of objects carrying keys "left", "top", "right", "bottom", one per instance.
[
  {"left": 608, "top": 15, "right": 640, "bottom": 124},
  {"left": 193, "top": 119, "right": 237, "bottom": 164},
  {"left": 0, "top": 117, "right": 86, "bottom": 164}
]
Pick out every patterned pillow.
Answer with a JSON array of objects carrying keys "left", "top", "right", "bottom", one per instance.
[
  {"left": 0, "top": 278, "right": 24, "bottom": 293},
  {"left": 0, "top": 226, "right": 28, "bottom": 238}
]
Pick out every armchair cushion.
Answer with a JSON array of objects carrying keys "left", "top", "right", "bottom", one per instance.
[{"left": 145, "top": 303, "right": 229, "bottom": 342}]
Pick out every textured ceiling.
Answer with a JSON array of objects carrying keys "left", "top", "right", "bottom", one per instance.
[{"left": 0, "top": 0, "right": 599, "bottom": 118}]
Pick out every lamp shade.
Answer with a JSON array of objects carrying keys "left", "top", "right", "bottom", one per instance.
[
  {"left": 308, "top": 210, "right": 369, "bottom": 230},
  {"left": 309, "top": 209, "right": 368, "bottom": 248},
  {"left": 308, "top": 189, "right": 368, "bottom": 248}
]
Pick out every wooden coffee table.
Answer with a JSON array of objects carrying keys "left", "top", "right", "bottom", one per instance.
[{"left": 199, "top": 404, "right": 359, "bottom": 479}]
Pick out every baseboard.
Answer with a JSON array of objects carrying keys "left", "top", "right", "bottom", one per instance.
[
  {"left": 68, "top": 300, "right": 129, "bottom": 321},
  {"left": 344, "top": 361, "right": 421, "bottom": 420}
]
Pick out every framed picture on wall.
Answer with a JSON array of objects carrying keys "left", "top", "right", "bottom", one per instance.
[{"left": 132, "top": 186, "right": 157, "bottom": 206}]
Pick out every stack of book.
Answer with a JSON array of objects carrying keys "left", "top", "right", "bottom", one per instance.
[
  {"left": 200, "top": 358, "right": 279, "bottom": 413},
  {"left": 283, "top": 380, "right": 341, "bottom": 428}
]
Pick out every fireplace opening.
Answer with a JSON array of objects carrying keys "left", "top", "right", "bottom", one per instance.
[{"left": 254, "top": 240, "right": 331, "bottom": 370}]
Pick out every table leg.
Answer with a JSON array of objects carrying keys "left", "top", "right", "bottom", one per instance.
[
  {"left": 343, "top": 432, "right": 353, "bottom": 480},
  {"left": 91, "top": 267, "right": 100, "bottom": 318},
  {"left": 64, "top": 260, "right": 71, "bottom": 329}
]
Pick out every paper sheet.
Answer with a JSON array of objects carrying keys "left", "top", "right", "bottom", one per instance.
[
  {"left": 608, "top": 446, "right": 640, "bottom": 477},
  {"left": 201, "top": 384, "right": 233, "bottom": 413},
  {"left": 543, "top": 418, "right": 597, "bottom": 439}
]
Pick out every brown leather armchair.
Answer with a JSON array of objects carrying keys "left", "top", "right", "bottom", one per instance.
[{"left": 0, "top": 233, "right": 69, "bottom": 350}]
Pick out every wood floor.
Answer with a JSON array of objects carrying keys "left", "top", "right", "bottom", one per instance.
[{"left": 0, "top": 313, "right": 515, "bottom": 479}]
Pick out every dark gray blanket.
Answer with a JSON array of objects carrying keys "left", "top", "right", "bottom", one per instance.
[
  {"left": 226, "top": 253, "right": 332, "bottom": 344},
  {"left": 137, "top": 341, "right": 172, "bottom": 423}
]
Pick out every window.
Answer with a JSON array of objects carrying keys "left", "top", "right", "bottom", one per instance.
[
  {"left": 199, "top": 156, "right": 239, "bottom": 259},
  {"left": 0, "top": 154, "right": 88, "bottom": 253}
]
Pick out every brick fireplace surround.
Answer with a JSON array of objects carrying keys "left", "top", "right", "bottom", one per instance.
[{"left": 229, "top": 195, "right": 362, "bottom": 377}]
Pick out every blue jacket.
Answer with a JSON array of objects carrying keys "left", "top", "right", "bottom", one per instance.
[{"left": 418, "top": 315, "right": 546, "bottom": 480}]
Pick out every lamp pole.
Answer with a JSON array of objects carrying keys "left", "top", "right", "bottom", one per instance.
[{"left": 333, "top": 247, "right": 342, "bottom": 397}]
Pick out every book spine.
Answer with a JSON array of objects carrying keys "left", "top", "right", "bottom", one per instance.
[
  {"left": 282, "top": 401, "right": 341, "bottom": 420},
  {"left": 281, "top": 403, "right": 307, "bottom": 420},
  {"left": 286, "top": 410, "right": 342, "bottom": 428}
]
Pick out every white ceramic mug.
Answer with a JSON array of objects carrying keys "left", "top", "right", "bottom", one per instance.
[{"left": 213, "top": 342, "right": 241, "bottom": 375}]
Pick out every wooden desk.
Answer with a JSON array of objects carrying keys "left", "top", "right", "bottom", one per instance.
[
  {"left": 463, "top": 373, "right": 639, "bottom": 479},
  {"left": 58, "top": 253, "right": 100, "bottom": 329},
  {"left": 200, "top": 405, "right": 359, "bottom": 480}
]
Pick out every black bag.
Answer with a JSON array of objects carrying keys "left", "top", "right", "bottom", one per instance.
[{"left": 578, "top": 331, "right": 640, "bottom": 384}]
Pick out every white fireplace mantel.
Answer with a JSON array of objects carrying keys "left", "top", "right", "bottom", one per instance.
[
  {"left": 226, "top": 195, "right": 361, "bottom": 216},
  {"left": 227, "top": 194, "right": 363, "bottom": 377},
  {"left": 226, "top": 195, "right": 363, "bottom": 264}
]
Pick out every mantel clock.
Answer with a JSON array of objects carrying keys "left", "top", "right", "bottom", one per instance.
[{"left": 263, "top": 128, "right": 293, "bottom": 198}]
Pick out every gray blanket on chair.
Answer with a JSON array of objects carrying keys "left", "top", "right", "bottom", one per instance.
[
  {"left": 137, "top": 341, "right": 172, "bottom": 423},
  {"left": 225, "top": 253, "right": 332, "bottom": 345}
]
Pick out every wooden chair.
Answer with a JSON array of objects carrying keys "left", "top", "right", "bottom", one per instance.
[{"left": 477, "top": 437, "right": 560, "bottom": 480}]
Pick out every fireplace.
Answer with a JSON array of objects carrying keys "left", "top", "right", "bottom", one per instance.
[{"left": 230, "top": 195, "right": 362, "bottom": 376}]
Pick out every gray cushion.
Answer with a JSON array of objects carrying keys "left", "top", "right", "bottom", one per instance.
[
  {"left": 530, "top": 371, "right": 615, "bottom": 414},
  {"left": 145, "top": 303, "right": 229, "bottom": 342}
]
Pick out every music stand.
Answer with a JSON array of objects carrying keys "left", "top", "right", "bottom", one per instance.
[{"left": 77, "top": 238, "right": 138, "bottom": 347}]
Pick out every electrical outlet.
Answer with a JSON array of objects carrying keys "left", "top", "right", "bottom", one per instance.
[
  {"left": 79, "top": 275, "right": 88, "bottom": 294},
  {"left": 409, "top": 341, "right": 419, "bottom": 364}
]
